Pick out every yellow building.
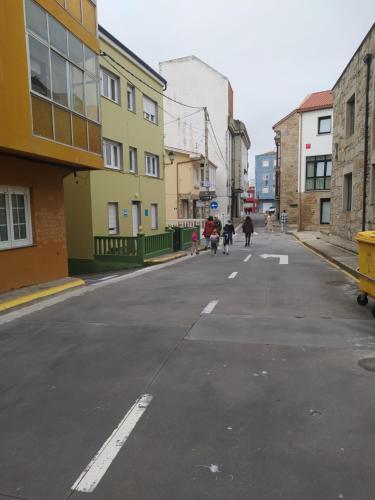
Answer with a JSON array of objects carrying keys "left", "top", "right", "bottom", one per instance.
[
  {"left": 0, "top": 0, "right": 102, "bottom": 293},
  {"left": 164, "top": 147, "right": 217, "bottom": 223},
  {"left": 65, "top": 25, "right": 167, "bottom": 273}
]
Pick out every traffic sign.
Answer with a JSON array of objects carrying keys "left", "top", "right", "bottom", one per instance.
[{"left": 210, "top": 201, "right": 218, "bottom": 210}]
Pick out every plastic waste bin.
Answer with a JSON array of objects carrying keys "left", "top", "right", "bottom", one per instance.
[{"left": 355, "top": 231, "right": 375, "bottom": 315}]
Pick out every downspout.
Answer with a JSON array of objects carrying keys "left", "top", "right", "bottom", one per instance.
[
  {"left": 362, "top": 53, "right": 373, "bottom": 231},
  {"left": 298, "top": 112, "right": 303, "bottom": 231}
]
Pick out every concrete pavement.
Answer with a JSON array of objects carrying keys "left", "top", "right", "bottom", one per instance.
[{"left": 0, "top": 221, "right": 375, "bottom": 500}]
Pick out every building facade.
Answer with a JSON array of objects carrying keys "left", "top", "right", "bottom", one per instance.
[
  {"left": 64, "top": 25, "right": 167, "bottom": 273},
  {"left": 159, "top": 56, "right": 235, "bottom": 219},
  {"left": 330, "top": 23, "right": 375, "bottom": 248},
  {"left": 273, "top": 91, "right": 333, "bottom": 229},
  {"left": 0, "top": 0, "right": 102, "bottom": 293},
  {"left": 255, "top": 152, "right": 276, "bottom": 213},
  {"left": 164, "top": 147, "right": 217, "bottom": 222},
  {"left": 243, "top": 185, "right": 259, "bottom": 214},
  {"left": 228, "top": 118, "right": 251, "bottom": 218}
]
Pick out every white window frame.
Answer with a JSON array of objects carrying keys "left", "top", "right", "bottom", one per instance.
[
  {"left": 262, "top": 160, "right": 269, "bottom": 167},
  {"left": 0, "top": 186, "right": 33, "bottom": 250},
  {"left": 127, "top": 84, "right": 136, "bottom": 112},
  {"left": 318, "top": 115, "right": 331, "bottom": 135},
  {"left": 129, "top": 147, "right": 138, "bottom": 173},
  {"left": 107, "top": 202, "right": 119, "bottom": 235},
  {"left": 263, "top": 174, "right": 269, "bottom": 187},
  {"left": 145, "top": 153, "right": 160, "bottom": 177},
  {"left": 100, "top": 67, "right": 120, "bottom": 103},
  {"left": 143, "top": 95, "right": 158, "bottom": 124},
  {"left": 150, "top": 204, "right": 158, "bottom": 230},
  {"left": 103, "top": 139, "right": 122, "bottom": 170}
]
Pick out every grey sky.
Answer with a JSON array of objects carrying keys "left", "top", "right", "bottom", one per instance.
[{"left": 99, "top": 0, "right": 375, "bottom": 179}]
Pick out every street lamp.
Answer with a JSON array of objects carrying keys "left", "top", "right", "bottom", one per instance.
[{"left": 168, "top": 150, "right": 175, "bottom": 164}]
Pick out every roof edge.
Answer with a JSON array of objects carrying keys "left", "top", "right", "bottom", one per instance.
[{"left": 272, "top": 109, "right": 298, "bottom": 129}]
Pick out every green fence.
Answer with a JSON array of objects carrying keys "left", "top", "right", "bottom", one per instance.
[
  {"left": 144, "top": 231, "right": 173, "bottom": 259},
  {"left": 179, "top": 226, "right": 200, "bottom": 250}
]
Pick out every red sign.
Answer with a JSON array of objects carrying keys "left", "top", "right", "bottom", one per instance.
[{"left": 306, "top": 143, "right": 311, "bottom": 149}]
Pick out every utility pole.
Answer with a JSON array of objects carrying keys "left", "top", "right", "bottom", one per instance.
[{"left": 204, "top": 107, "right": 210, "bottom": 218}]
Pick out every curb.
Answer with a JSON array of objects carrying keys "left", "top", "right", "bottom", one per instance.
[
  {"left": 144, "top": 251, "right": 188, "bottom": 265},
  {"left": 0, "top": 278, "right": 86, "bottom": 313},
  {"left": 293, "top": 235, "right": 360, "bottom": 281}
]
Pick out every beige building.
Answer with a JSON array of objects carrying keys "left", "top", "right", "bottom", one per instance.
[
  {"left": 64, "top": 26, "right": 167, "bottom": 273},
  {"left": 330, "top": 23, "right": 375, "bottom": 250}
]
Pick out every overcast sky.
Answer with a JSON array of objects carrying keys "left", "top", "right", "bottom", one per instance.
[{"left": 99, "top": 0, "right": 375, "bottom": 179}]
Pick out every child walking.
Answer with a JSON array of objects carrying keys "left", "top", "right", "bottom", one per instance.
[
  {"left": 210, "top": 229, "right": 219, "bottom": 255},
  {"left": 222, "top": 225, "right": 230, "bottom": 255},
  {"left": 191, "top": 228, "right": 199, "bottom": 255}
]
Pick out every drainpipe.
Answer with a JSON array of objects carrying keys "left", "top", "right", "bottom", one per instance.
[
  {"left": 362, "top": 53, "right": 373, "bottom": 231},
  {"left": 297, "top": 112, "right": 303, "bottom": 231}
]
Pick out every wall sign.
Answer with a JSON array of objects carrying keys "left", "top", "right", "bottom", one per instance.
[
  {"left": 144, "top": 209, "right": 149, "bottom": 216},
  {"left": 122, "top": 208, "right": 128, "bottom": 217}
]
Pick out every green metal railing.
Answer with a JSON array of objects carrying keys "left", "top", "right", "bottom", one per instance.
[
  {"left": 180, "top": 226, "right": 200, "bottom": 250},
  {"left": 94, "top": 236, "right": 138, "bottom": 256},
  {"left": 144, "top": 231, "right": 173, "bottom": 259}
]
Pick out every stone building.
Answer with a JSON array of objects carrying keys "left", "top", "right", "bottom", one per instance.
[
  {"left": 273, "top": 91, "right": 333, "bottom": 229},
  {"left": 330, "top": 23, "right": 375, "bottom": 250},
  {"left": 273, "top": 111, "right": 299, "bottom": 225}
]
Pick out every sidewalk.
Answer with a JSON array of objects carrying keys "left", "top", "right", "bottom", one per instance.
[
  {"left": 289, "top": 230, "right": 359, "bottom": 280},
  {"left": 0, "top": 277, "right": 85, "bottom": 313}
]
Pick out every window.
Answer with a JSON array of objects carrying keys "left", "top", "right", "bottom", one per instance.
[
  {"left": 145, "top": 153, "right": 160, "bottom": 177},
  {"left": 129, "top": 147, "right": 138, "bottom": 173},
  {"left": 108, "top": 202, "right": 119, "bottom": 235},
  {"left": 151, "top": 204, "right": 158, "bottom": 229},
  {"left": 262, "top": 160, "right": 269, "bottom": 167},
  {"left": 346, "top": 94, "right": 355, "bottom": 137},
  {"left": 320, "top": 199, "right": 330, "bottom": 224},
  {"left": 127, "top": 84, "right": 136, "bottom": 111},
  {"left": 25, "top": 0, "right": 100, "bottom": 153},
  {"left": 273, "top": 159, "right": 276, "bottom": 167},
  {"left": 262, "top": 187, "right": 269, "bottom": 194},
  {"left": 305, "top": 155, "right": 332, "bottom": 190},
  {"left": 100, "top": 68, "right": 120, "bottom": 103},
  {"left": 0, "top": 187, "right": 33, "bottom": 250},
  {"left": 143, "top": 95, "right": 158, "bottom": 123},
  {"left": 103, "top": 139, "right": 122, "bottom": 170},
  {"left": 263, "top": 174, "right": 269, "bottom": 187},
  {"left": 318, "top": 116, "right": 331, "bottom": 134},
  {"left": 344, "top": 173, "right": 352, "bottom": 211}
]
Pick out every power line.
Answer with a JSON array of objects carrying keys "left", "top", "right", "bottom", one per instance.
[
  {"left": 100, "top": 51, "right": 204, "bottom": 110},
  {"left": 164, "top": 109, "right": 202, "bottom": 126},
  {"left": 207, "top": 116, "right": 228, "bottom": 167}
]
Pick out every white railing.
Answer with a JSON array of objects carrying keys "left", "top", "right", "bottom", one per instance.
[{"left": 166, "top": 219, "right": 206, "bottom": 230}]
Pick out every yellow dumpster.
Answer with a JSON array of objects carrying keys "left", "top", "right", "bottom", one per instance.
[{"left": 355, "top": 231, "right": 375, "bottom": 314}]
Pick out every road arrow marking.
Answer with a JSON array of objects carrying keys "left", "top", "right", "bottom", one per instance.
[{"left": 260, "top": 254, "right": 289, "bottom": 265}]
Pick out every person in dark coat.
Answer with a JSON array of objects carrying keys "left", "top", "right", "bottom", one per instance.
[
  {"left": 226, "top": 220, "right": 235, "bottom": 244},
  {"left": 214, "top": 217, "right": 222, "bottom": 235},
  {"left": 242, "top": 216, "right": 254, "bottom": 247}
]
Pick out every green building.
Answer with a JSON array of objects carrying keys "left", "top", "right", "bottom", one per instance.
[{"left": 64, "top": 25, "right": 168, "bottom": 273}]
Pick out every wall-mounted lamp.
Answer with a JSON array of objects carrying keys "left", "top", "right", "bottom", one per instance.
[{"left": 168, "top": 150, "right": 175, "bottom": 164}]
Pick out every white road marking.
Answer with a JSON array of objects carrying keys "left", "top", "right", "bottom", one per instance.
[
  {"left": 243, "top": 254, "right": 252, "bottom": 263},
  {"left": 71, "top": 394, "right": 153, "bottom": 493},
  {"left": 96, "top": 275, "right": 118, "bottom": 282},
  {"left": 228, "top": 272, "right": 238, "bottom": 279},
  {"left": 201, "top": 300, "right": 218, "bottom": 314},
  {"left": 260, "top": 253, "right": 289, "bottom": 265}
]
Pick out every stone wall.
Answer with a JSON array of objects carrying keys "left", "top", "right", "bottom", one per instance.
[
  {"left": 330, "top": 24, "right": 375, "bottom": 244},
  {"left": 274, "top": 111, "right": 299, "bottom": 224},
  {"left": 300, "top": 191, "right": 331, "bottom": 230}
]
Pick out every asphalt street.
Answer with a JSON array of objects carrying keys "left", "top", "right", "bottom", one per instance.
[{"left": 1, "top": 220, "right": 375, "bottom": 500}]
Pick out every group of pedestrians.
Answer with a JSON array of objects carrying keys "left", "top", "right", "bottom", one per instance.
[{"left": 199, "top": 215, "right": 254, "bottom": 256}]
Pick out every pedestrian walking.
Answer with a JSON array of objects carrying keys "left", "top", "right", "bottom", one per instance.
[
  {"left": 191, "top": 228, "right": 200, "bottom": 255},
  {"left": 266, "top": 213, "right": 273, "bottom": 232},
  {"left": 222, "top": 225, "right": 230, "bottom": 255},
  {"left": 203, "top": 216, "right": 215, "bottom": 250},
  {"left": 226, "top": 219, "right": 235, "bottom": 244},
  {"left": 210, "top": 228, "right": 219, "bottom": 255},
  {"left": 242, "top": 215, "right": 254, "bottom": 247},
  {"left": 280, "top": 209, "right": 288, "bottom": 233},
  {"left": 214, "top": 216, "right": 222, "bottom": 236}
]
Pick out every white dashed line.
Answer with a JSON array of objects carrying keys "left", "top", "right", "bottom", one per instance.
[
  {"left": 71, "top": 394, "right": 153, "bottom": 493},
  {"left": 243, "top": 254, "right": 252, "bottom": 263},
  {"left": 228, "top": 272, "right": 238, "bottom": 279},
  {"left": 201, "top": 300, "right": 218, "bottom": 314}
]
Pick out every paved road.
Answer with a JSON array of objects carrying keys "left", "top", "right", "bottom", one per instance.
[{"left": 1, "top": 221, "right": 375, "bottom": 500}]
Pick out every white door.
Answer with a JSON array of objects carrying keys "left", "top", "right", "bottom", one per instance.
[
  {"left": 132, "top": 202, "right": 139, "bottom": 236},
  {"left": 108, "top": 203, "right": 118, "bottom": 234}
]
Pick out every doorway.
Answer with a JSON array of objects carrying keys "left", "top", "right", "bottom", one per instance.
[
  {"left": 132, "top": 202, "right": 141, "bottom": 236},
  {"left": 320, "top": 198, "right": 330, "bottom": 224}
]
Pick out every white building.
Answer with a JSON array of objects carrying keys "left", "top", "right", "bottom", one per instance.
[{"left": 159, "top": 56, "right": 235, "bottom": 218}]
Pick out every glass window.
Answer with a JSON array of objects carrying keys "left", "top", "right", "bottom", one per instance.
[
  {"left": 84, "top": 46, "right": 98, "bottom": 76},
  {"left": 129, "top": 147, "right": 138, "bottom": 173},
  {"left": 70, "top": 65, "right": 85, "bottom": 115},
  {"left": 29, "top": 35, "right": 51, "bottom": 98},
  {"left": 0, "top": 187, "right": 32, "bottom": 249},
  {"left": 31, "top": 95, "right": 53, "bottom": 139},
  {"left": 143, "top": 95, "right": 158, "bottom": 124},
  {"left": 0, "top": 192, "right": 9, "bottom": 244},
  {"left": 262, "top": 160, "right": 269, "bottom": 167},
  {"left": 51, "top": 52, "right": 69, "bottom": 107},
  {"left": 54, "top": 106, "right": 72, "bottom": 145},
  {"left": 318, "top": 116, "right": 331, "bottom": 134},
  {"left": 103, "top": 140, "right": 122, "bottom": 170},
  {"left": 145, "top": 153, "right": 159, "bottom": 177},
  {"left": 108, "top": 202, "right": 119, "bottom": 235},
  {"left": 49, "top": 17, "right": 67, "bottom": 55},
  {"left": 127, "top": 85, "right": 135, "bottom": 111},
  {"left": 151, "top": 204, "right": 158, "bottom": 229},
  {"left": 344, "top": 174, "right": 352, "bottom": 211},
  {"left": 25, "top": 0, "right": 48, "bottom": 41},
  {"left": 320, "top": 199, "right": 330, "bottom": 224},
  {"left": 68, "top": 32, "right": 84, "bottom": 67},
  {"left": 347, "top": 95, "right": 355, "bottom": 137},
  {"left": 305, "top": 155, "right": 332, "bottom": 191},
  {"left": 100, "top": 68, "right": 119, "bottom": 103},
  {"left": 316, "top": 161, "right": 325, "bottom": 177},
  {"left": 11, "top": 194, "right": 27, "bottom": 240},
  {"left": 85, "top": 75, "right": 99, "bottom": 121}
]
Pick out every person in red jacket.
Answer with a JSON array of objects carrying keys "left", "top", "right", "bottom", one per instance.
[{"left": 203, "top": 216, "right": 215, "bottom": 250}]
